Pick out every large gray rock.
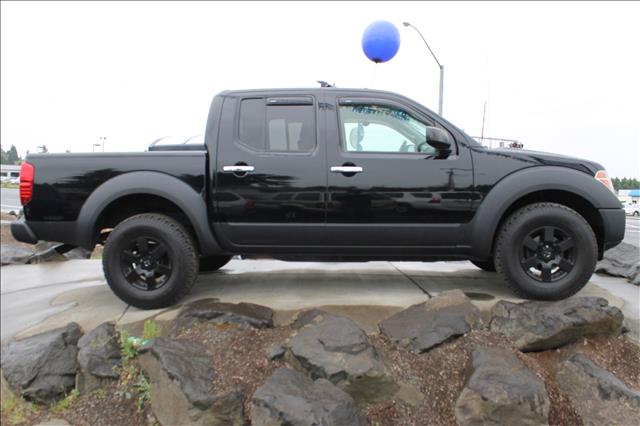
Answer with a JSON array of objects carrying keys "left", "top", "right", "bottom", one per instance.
[
  {"left": 0, "top": 244, "right": 33, "bottom": 265},
  {"left": 556, "top": 353, "right": 640, "bottom": 425},
  {"left": 170, "top": 299, "right": 273, "bottom": 335},
  {"left": 76, "top": 322, "right": 121, "bottom": 394},
  {"left": 490, "top": 297, "right": 623, "bottom": 351},
  {"left": 251, "top": 367, "right": 366, "bottom": 426},
  {"left": 286, "top": 311, "right": 397, "bottom": 403},
  {"left": 138, "top": 338, "right": 243, "bottom": 426},
  {"left": 455, "top": 347, "right": 550, "bottom": 426},
  {"left": 0, "top": 323, "right": 82, "bottom": 402},
  {"left": 596, "top": 242, "right": 640, "bottom": 285},
  {"left": 379, "top": 290, "right": 482, "bottom": 353},
  {"left": 0, "top": 242, "right": 91, "bottom": 266}
]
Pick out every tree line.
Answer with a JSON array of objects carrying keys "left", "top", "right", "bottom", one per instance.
[
  {"left": 612, "top": 177, "right": 640, "bottom": 191},
  {"left": 0, "top": 145, "right": 22, "bottom": 164}
]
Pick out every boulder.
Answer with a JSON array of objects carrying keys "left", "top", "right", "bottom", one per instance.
[
  {"left": 138, "top": 338, "right": 243, "bottom": 426},
  {"left": 26, "top": 241, "right": 65, "bottom": 264},
  {"left": 379, "top": 290, "right": 482, "bottom": 353},
  {"left": 0, "top": 244, "right": 33, "bottom": 265},
  {"left": 291, "top": 307, "right": 329, "bottom": 329},
  {"left": 0, "top": 242, "right": 91, "bottom": 266},
  {"left": 455, "top": 347, "right": 550, "bottom": 426},
  {"left": 251, "top": 367, "right": 366, "bottom": 426},
  {"left": 490, "top": 297, "right": 623, "bottom": 351},
  {"left": 596, "top": 242, "right": 640, "bottom": 285},
  {"left": 170, "top": 299, "right": 273, "bottom": 335},
  {"left": 0, "top": 323, "right": 82, "bottom": 402},
  {"left": 286, "top": 311, "right": 397, "bottom": 403},
  {"left": 76, "top": 323, "right": 121, "bottom": 394},
  {"left": 556, "top": 353, "right": 640, "bottom": 425}
]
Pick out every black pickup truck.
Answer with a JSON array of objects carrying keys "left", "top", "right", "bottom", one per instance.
[{"left": 12, "top": 88, "right": 625, "bottom": 309}]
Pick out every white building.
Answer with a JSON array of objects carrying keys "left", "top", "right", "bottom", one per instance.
[{"left": 0, "top": 164, "right": 20, "bottom": 179}]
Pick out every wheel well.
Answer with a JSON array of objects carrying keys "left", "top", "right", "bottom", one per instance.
[
  {"left": 492, "top": 190, "right": 604, "bottom": 257},
  {"left": 94, "top": 194, "right": 199, "bottom": 252}
]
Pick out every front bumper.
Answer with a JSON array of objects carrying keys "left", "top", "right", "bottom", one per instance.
[{"left": 599, "top": 208, "right": 625, "bottom": 254}]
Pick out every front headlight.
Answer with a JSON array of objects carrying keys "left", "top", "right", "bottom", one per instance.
[{"left": 594, "top": 170, "right": 615, "bottom": 193}]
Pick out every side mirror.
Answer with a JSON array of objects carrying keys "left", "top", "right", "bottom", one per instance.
[{"left": 426, "top": 127, "right": 452, "bottom": 158}]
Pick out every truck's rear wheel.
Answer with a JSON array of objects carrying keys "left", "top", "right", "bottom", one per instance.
[
  {"left": 103, "top": 213, "right": 199, "bottom": 309},
  {"left": 495, "top": 202, "right": 597, "bottom": 300},
  {"left": 199, "top": 255, "right": 233, "bottom": 273}
]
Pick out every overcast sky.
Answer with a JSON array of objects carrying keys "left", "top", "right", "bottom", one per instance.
[{"left": 1, "top": 1, "right": 638, "bottom": 177}]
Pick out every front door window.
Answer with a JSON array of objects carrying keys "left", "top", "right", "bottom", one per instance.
[{"left": 338, "top": 104, "right": 435, "bottom": 155}]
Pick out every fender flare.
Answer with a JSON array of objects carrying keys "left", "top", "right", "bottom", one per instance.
[
  {"left": 75, "top": 171, "right": 222, "bottom": 254},
  {"left": 469, "top": 166, "right": 621, "bottom": 259}
]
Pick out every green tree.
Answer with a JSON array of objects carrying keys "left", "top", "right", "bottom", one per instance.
[
  {"left": 612, "top": 177, "right": 640, "bottom": 190},
  {"left": 0, "top": 147, "right": 6, "bottom": 164},
  {"left": 6, "top": 145, "right": 20, "bottom": 164}
]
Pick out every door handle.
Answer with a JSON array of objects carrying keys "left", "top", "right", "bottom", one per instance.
[
  {"left": 330, "top": 166, "right": 363, "bottom": 173},
  {"left": 223, "top": 165, "right": 255, "bottom": 173}
]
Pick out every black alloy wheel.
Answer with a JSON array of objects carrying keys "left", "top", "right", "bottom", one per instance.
[
  {"left": 120, "top": 236, "right": 173, "bottom": 291},
  {"left": 519, "top": 226, "right": 575, "bottom": 283}
]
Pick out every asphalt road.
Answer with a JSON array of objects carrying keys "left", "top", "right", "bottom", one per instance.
[
  {"left": 625, "top": 216, "right": 640, "bottom": 247},
  {"left": 0, "top": 188, "right": 20, "bottom": 212}
]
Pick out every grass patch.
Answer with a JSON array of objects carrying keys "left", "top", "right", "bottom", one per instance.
[
  {"left": 50, "top": 388, "right": 79, "bottom": 413},
  {"left": 1, "top": 395, "right": 36, "bottom": 424},
  {"left": 143, "top": 319, "right": 162, "bottom": 340}
]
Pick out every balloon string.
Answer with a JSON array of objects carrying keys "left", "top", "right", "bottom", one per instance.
[{"left": 372, "top": 63, "right": 378, "bottom": 87}]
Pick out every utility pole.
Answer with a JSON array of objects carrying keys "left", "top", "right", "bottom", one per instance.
[{"left": 403, "top": 22, "right": 444, "bottom": 116}]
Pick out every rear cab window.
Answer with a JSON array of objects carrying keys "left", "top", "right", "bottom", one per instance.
[{"left": 237, "top": 97, "right": 316, "bottom": 154}]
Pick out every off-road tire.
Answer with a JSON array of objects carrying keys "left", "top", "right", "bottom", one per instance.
[
  {"left": 103, "top": 213, "right": 199, "bottom": 309},
  {"left": 495, "top": 202, "right": 597, "bottom": 300},
  {"left": 470, "top": 259, "right": 496, "bottom": 272},
  {"left": 199, "top": 255, "right": 233, "bottom": 273}
]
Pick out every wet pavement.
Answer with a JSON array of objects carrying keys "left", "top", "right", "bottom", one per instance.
[{"left": 2, "top": 259, "right": 638, "bottom": 344}]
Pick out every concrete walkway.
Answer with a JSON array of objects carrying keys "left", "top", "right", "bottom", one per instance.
[{"left": 2, "top": 259, "right": 638, "bottom": 344}]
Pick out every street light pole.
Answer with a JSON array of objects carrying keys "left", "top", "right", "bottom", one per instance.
[{"left": 403, "top": 22, "right": 444, "bottom": 116}]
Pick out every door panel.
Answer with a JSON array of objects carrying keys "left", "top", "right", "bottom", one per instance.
[
  {"left": 325, "top": 96, "right": 474, "bottom": 246},
  {"left": 214, "top": 94, "right": 326, "bottom": 246}
]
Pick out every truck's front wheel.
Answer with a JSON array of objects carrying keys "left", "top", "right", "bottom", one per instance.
[
  {"left": 103, "top": 213, "right": 199, "bottom": 309},
  {"left": 495, "top": 202, "right": 597, "bottom": 300}
]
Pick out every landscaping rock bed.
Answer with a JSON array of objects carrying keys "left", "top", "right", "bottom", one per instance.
[{"left": 1, "top": 297, "right": 639, "bottom": 426}]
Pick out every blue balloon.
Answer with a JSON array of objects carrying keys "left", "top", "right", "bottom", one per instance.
[{"left": 362, "top": 20, "right": 401, "bottom": 63}]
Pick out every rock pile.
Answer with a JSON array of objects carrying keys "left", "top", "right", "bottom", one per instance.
[{"left": 0, "top": 296, "right": 637, "bottom": 425}]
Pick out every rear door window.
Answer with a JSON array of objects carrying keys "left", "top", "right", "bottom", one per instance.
[{"left": 238, "top": 97, "right": 316, "bottom": 153}]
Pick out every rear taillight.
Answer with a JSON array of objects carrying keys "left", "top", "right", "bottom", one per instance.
[
  {"left": 20, "top": 162, "right": 34, "bottom": 205},
  {"left": 594, "top": 170, "right": 615, "bottom": 193}
]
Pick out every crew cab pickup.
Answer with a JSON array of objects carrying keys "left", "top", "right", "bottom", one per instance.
[{"left": 12, "top": 88, "right": 625, "bottom": 309}]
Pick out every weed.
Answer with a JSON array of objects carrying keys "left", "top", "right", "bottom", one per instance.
[
  {"left": 51, "top": 388, "right": 79, "bottom": 413},
  {"left": 142, "top": 320, "right": 161, "bottom": 340},
  {"left": 119, "top": 329, "right": 138, "bottom": 360},
  {"left": 1, "top": 395, "right": 36, "bottom": 424},
  {"left": 133, "top": 372, "right": 151, "bottom": 413}
]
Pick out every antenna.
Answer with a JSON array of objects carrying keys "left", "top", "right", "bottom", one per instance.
[{"left": 317, "top": 80, "right": 334, "bottom": 88}]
